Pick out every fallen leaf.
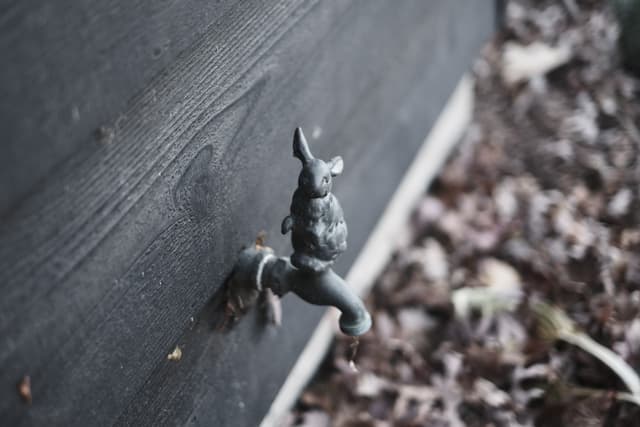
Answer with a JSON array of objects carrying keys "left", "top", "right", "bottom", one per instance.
[
  {"left": 474, "top": 378, "right": 511, "bottom": 407},
  {"left": 478, "top": 258, "right": 522, "bottom": 291},
  {"left": 607, "top": 188, "right": 632, "bottom": 218},
  {"left": 502, "top": 41, "right": 572, "bottom": 85}
]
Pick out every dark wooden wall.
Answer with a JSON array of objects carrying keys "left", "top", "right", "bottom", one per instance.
[{"left": 0, "top": 1, "right": 494, "bottom": 426}]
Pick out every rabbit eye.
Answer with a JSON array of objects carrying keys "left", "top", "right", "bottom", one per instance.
[{"left": 323, "top": 177, "right": 329, "bottom": 184}]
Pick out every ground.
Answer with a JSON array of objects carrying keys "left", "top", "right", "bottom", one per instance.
[{"left": 287, "top": 1, "right": 640, "bottom": 426}]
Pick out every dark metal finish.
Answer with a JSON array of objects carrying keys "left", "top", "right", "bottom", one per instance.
[
  {"left": 282, "top": 127, "right": 347, "bottom": 273},
  {"left": 229, "top": 128, "right": 372, "bottom": 336}
]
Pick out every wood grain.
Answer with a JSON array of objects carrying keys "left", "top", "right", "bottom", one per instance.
[{"left": 0, "top": 0, "right": 494, "bottom": 425}]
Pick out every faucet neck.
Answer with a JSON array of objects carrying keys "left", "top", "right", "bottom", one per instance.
[{"left": 258, "top": 252, "right": 371, "bottom": 336}]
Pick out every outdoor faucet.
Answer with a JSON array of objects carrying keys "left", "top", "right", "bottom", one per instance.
[{"left": 225, "top": 128, "right": 372, "bottom": 336}]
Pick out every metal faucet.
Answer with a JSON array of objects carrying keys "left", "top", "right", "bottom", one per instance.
[{"left": 226, "top": 128, "right": 372, "bottom": 336}]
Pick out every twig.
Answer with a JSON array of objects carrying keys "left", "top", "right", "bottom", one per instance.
[{"left": 532, "top": 301, "right": 640, "bottom": 396}]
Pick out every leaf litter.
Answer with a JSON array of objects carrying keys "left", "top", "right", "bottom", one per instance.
[{"left": 288, "top": 1, "right": 640, "bottom": 426}]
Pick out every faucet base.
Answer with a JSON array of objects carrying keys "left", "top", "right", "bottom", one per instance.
[{"left": 224, "top": 244, "right": 274, "bottom": 320}]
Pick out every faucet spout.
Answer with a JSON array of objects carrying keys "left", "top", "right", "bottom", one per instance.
[
  {"left": 227, "top": 246, "right": 372, "bottom": 336},
  {"left": 262, "top": 256, "right": 371, "bottom": 336}
]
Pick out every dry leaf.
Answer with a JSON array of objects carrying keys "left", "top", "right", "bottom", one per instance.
[{"left": 502, "top": 41, "right": 572, "bottom": 85}]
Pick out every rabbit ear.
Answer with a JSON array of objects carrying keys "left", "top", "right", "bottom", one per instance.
[
  {"left": 329, "top": 156, "right": 344, "bottom": 176},
  {"left": 292, "top": 127, "right": 314, "bottom": 164}
]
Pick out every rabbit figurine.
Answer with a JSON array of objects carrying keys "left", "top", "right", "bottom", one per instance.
[{"left": 281, "top": 127, "right": 348, "bottom": 273}]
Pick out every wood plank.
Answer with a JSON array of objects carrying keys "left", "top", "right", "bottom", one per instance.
[
  {"left": 0, "top": 0, "right": 495, "bottom": 425},
  {"left": 0, "top": 0, "right": 243, "bottom": 213}
]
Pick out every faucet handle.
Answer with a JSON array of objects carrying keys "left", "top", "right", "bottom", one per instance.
[{"left": 282, "top": 127, "right": 348, "bottom": 273}]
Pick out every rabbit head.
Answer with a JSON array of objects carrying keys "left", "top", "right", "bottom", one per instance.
[{"left": 292, "top": 127, "right": 343, "bottom": 198}]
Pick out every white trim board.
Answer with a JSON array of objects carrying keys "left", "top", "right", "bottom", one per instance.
[{"left": 260, "top": 75, "right": 474, "bottom": 427}]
